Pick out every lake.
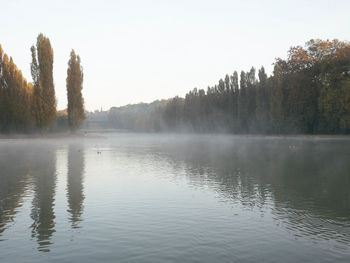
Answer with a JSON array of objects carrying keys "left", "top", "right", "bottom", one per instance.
[{"left": 0, "top": 133, "right": 350, "bottom": 262}]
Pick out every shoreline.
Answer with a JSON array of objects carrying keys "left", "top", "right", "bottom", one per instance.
[
  {"left": 0, "top": 132, "right": 105, "bottom": 141},
  {"left": 1, "top": 131, "right": 350, "bottom": 141}
]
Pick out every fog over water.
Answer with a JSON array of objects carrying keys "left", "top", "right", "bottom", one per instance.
[{"left": 0, "top": 133, "right": 350, "bottom": 262}]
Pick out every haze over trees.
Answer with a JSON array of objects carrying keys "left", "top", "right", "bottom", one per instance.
[
  {"left": 66, "top": 50, "right": 85, "bottom": 132},
  {"left": 1, "top": 37, "right": 349, "bottom": 134},
  {"left": 109, "top": 39, "right": 350, "bottom": 134},
  {"left": 108, "top": 100, "right": 167, "bottom": 132}
]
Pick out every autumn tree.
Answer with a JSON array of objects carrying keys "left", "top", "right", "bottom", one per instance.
[
  {"left": 98, "top": 38, "right": 350, "bottom": 135},
  {"left": 66, "top": 50, "right": 85, "bottom": 131},
  {"left": 2, "top": 37, "right": 349, "bottom": 135},
  {"left": 312, "top": 39, "right": 350, "bottom": 133},
  {"left": 31, "top": 33, "right": 56, "bottom": 130},
  {"left": 0, "top": 44, "right": 33, "bottom": 132}
]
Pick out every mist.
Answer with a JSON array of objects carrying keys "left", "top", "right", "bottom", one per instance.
[
  {"left": 1, "top": 1, "right": 350, "bottom": 262},
  {"left": 1, "top": 131, "right": 350, "bottom": 261}
]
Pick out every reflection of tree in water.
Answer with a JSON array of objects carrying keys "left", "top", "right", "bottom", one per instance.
[
  {"left": 157, "top": 138, "right": 350, "bottom": 244},
  {"left": 30, "top": 145, "right": 57, "bottom": 252},
  {"left": 67, "top": 144, "right": 85, "bottom": 228},
  {"left": 0, "top": 144, "right": 32, "bottom": 240},
  {"left": 265, "top": 141, "right": 350, "bottom": 246}
]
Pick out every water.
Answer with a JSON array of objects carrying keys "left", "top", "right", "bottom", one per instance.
[{"left": 0, "top": 133, "right": 350, "bottom": 262}]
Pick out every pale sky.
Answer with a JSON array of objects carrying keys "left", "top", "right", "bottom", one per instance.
[{"left": 1, "top": 0, "right": 349, "bottom": 111}]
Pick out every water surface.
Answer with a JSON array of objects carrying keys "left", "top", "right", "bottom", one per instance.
[{"left": 0, "top": 133, "right": 350, "bottom": 262}]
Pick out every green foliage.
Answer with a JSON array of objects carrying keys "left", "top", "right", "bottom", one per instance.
[
  {"left": 108, "top": 39, "right": 350, "bottom": 135},
  {"left": 255, "top": 67, "right": 270, "bottom": 133},
  {"left": 1, "top": 37, "right": 350, "bottom": 135}
]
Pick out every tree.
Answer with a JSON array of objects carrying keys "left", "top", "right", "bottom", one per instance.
[
  {"left": 270, "top": 64, "right": 284, "bottom": 133},
  {"left": 238, "top": 71, "right": 248, "bottom": 132},
  {"left": 66, "top": 50, "right": 85, "bottom": 131},
  {"left": 162, "top": 96, "right": 184, "bottom": 130},
  {"left": 315, "top": 40, "right": 350, "bottom": 133},
  {"left": 246, "top": 67, "right": 257, "bottom": 131},
  {"left": 0, "top": 44, "right": 33, "bottom": 132},
  {"left": 256, "top": 66, "right": 270, "bottom": 133},
  {"left": 231, "top": 71, "right": 239, "bottom": 132},
  {"left": 31, "top": 33, "right": 56, "bottom": 130}
]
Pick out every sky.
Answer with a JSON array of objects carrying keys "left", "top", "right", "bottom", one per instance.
[{"left": 1, "top": 0, "right": 349, "bottom": 111}]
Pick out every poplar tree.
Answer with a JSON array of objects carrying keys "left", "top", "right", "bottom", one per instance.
[
  {"left": 270, "top": 65, "right": 284, "bottom": 133},
  {"left": 66, "top": 50, "right": 85, "bottom": 131},
  {"left": 238, "top": 71, "right": 248, "bottom": 132},
  {"left": 256, "top": 67, "right": 269, "bottom": 133},
  {"left": 231, "top": 71, "right": 239, "bottom": 132},
  {"left": 0, "top": 45, "right": 33, "bottom": 132},
  {"left": 246, "top": 67, "right": 257, "bottom": 131},
  {"left": 30, "top": 33, "right": 56, "bottom": 130}
]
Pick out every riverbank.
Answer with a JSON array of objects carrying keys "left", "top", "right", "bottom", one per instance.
[{"left": 1, "top": 131, "right": 350, "bottom": 142}]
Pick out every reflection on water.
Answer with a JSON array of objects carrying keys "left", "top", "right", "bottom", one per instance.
[
  {"left": 67, "top": 144, "right": 85, "bottom": 228},
  {"left": 30, "top": 145, "right": 57, "bottom": 252},
  {"left": 165, "top": 138, "right": 350, "bottom": 244},
  {"left": 0, "top": 144, "right": 32, "bottom": 241},
  {"left": 0, "top": 135, "right": 350, "bottom": 262},
  {"left": 0, "top": 142, "right": 86, "bottom": 252}
]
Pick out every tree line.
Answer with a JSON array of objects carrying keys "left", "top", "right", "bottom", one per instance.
[
  {"left": 0, "top": 33, "right": 85, "bottom": 133},
  {"left": 109, "top": 39, "right": 350, "bottom": 134},
  {"left": 1, "top": 37, "right": 349, "bottom": 134}
]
